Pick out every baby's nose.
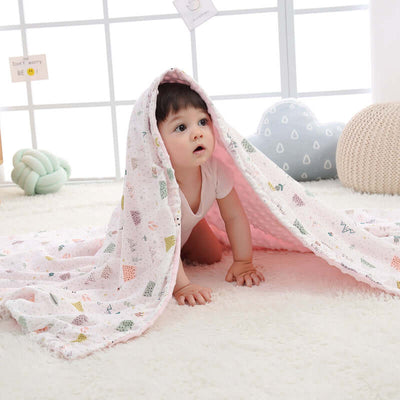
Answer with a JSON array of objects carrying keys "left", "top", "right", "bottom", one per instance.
[{"left": 192, "top": 131, "right": 203, "bottom": 141}]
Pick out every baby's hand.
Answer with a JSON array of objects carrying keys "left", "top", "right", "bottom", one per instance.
[
  {"left": 173, "top": 283, "right": 212, "bottom": 306},
  {"left": 225, "top": 261, "right": 265, "bottom": 287}
]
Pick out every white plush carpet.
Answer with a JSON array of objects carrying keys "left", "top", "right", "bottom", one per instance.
[{"left": 1, "top": 179, "right": 400, "bottom": 400}]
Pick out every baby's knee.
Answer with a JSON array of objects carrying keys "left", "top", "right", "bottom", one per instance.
[
  {"left": 204, "top": 240, "right": 222, "bottom": 264},
  {"left": 181, "top": 239, "right": 222, "bottom": 265}
]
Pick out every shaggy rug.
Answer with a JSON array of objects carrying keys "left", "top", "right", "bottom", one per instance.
[{"left": 0, "top": 179, "right": 399, "bottom": 400}]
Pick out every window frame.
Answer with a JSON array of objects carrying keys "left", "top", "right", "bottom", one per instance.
[{"left": 0, "top": 0, "right": 370, "bottom": 185}]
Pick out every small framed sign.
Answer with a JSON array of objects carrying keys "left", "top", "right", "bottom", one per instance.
[
  {"left": 173, "top": 0, "right": 218, "bottom": 30},
  {"left": 9, "top": 54, "right": 49, "bottom": 83}
]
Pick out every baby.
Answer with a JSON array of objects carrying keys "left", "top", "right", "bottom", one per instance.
[{"left": 156, "top": 83, "right": 265, "bottom": 307}]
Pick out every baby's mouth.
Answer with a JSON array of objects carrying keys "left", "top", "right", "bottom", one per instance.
[{"left": 193, "top": 145, "right": 205, "bottom": 153}]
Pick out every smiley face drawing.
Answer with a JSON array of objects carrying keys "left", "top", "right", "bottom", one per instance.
[{"left": 186, "top": 0, "right": 200, "bottom": 11}]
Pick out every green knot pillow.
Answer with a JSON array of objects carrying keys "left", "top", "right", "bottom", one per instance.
[{"left": 11, "top": 149, "right": 71, "bottom": 195}]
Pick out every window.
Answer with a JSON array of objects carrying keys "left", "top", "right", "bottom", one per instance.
[
  {"left": 0, "top": 0, "right": 371, "bottom": 183},
  {"left": 293, "top": 0, "right": 370, "bottom": 122}
]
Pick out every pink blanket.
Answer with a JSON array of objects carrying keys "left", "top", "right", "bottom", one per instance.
[{"left": 1, "top": 68, "right": 399, "bottom": 359}]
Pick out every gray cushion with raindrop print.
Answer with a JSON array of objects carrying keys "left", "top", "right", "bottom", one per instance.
[{"left": 248, "top": 99, "right": 344, "bottom": 181}]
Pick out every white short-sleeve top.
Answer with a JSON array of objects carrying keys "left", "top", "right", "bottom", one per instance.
[{"left": 179, "top": 157, "right": 234, "bottom": 247}]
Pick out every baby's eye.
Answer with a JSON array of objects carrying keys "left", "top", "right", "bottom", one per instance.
[
  {"left": 199, "top": 118, "right": 208, "bottom": 127},
  {"left": 175, "top": 124, "right": 186, "bottom": 133}
]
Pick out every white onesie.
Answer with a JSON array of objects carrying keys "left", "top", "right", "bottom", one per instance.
[{"left": 179, "top": 157, "right": 234, "bottom": 247}]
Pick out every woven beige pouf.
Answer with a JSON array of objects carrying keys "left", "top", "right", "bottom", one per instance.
[{"left": 336, "top": 103, "right": 400, "bottom": 195}]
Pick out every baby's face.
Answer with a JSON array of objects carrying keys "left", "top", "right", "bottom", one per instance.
[{"left": 157, "top": 106, "right": 215, "bottom": 171}]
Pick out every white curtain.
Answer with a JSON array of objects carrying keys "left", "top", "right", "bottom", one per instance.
[{"left": 370, "top": 0, "right": 400, "bottom": 103}]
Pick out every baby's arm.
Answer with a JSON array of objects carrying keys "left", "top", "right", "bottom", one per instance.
[
  {"left": 175, "top": 257, "right": 191, "bottom": 288},
  {"left": 217, "top": 188, "right": 265, "bottom": 286}
]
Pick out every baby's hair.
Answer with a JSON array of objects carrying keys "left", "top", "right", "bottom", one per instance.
[{"left": 156, "top": 83, "right": 209, "bottom": 123}]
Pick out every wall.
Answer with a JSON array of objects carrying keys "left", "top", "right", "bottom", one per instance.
[{"left": 370, "top": 0, "right": 400, "bottom": 102}]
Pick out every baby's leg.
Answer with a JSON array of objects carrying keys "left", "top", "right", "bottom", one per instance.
[{"left": 181, "top": 218, "right": 222, "bottom": 265}]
